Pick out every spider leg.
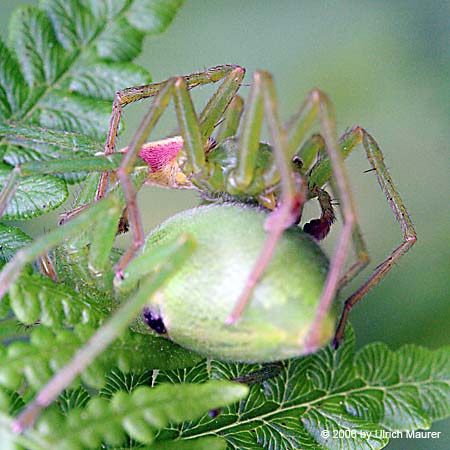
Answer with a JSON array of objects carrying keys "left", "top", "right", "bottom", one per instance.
[
  {"left": 331, "top": 180, "right": 370, "bottom": 289},
  {"left": 303, "top": 126, "right": 417, "bottom": 347},
  {"left": 115, "top": 79, "right": 177, "bottom": 274},
  {"left": 330, "top": 127, "right": 417, "bottom": 347},
  {"left": 296, "top": 133, "right": 370, "bottom": 286},
  {"left": 97, "top": 65, "right": 244, "bottom": 201},
  {"left": 283, "top": 90, "right": 358, "bottom": 352},
  {"left": 198, "top": 71, "right": 246, "bottom": 140},
  {"left": 303, "top": 186, "right": 336, "bottom": 241},
  {"left": 215, "top": 95, "right": 244, "bottom": 142},
  {"left": 225, "top": 71, "right": 305, "bottom": 324},
  {"left": 112, "top": 66, "right": 245, "bottom": 274},
  {"left": 37, "top": 255, "right": 58, "bottom": 282}
]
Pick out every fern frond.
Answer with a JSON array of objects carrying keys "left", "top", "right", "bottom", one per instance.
[
  {"left": 0, "top": 0, "right": 183, "bottom": 219},
  {"left": 154, "top": 327, "right": 450, "bottom": 450},
  {"left": 9, "top": 272, "right": 108, "bottom": 328},
  {"left": 0, "top": 324, "right": 201, "bottom": 391},
  {"left": 35, "top": 380, "right": 245, "bottom": 449}
]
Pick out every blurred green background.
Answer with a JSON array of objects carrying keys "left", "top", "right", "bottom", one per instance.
[{"left": 2, "top": 1, "right": 449, "bottom": 448}]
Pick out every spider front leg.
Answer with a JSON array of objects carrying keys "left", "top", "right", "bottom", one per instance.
[{"left": 215, "top": 95, "right": 244, "bottom": 142}]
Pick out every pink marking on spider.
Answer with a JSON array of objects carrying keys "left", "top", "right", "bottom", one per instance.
[{"left": 135, "top": 136, "right": 184, "bottom": 172}]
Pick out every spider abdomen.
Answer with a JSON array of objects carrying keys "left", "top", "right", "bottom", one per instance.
[{"left": 141, "top": 203, "right": 336, "bottom": 362}]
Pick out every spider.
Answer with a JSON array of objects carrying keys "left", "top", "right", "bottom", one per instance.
[
  {"left": 95, "top": 64, "right": 416, "bottom": 348},
  {"left": 0, "top": 64, "right": 416, "bottom": 430}
]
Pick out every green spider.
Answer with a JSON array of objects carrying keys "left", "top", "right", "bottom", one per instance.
[
  {"left": 0, "top": 65, "right": 416, "bottom": 431},
  {"left": 97, "top": 64, "right": 415, "bottom": 344}
]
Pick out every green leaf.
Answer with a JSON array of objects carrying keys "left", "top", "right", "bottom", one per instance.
[
  {"left": 96, "top": 17, "right": 145, "bottom": 62},
  {"left": 148, "top": 437, "right": 227, "bottom": 450},
  {"left": 10, "top": 6, "right": 68, "bottom": 90},
  {"left": 58, "top": 387, "right": 90, "bottom": 414},
  {"left": 0, "top": 324, "right": 201, "bottom": 391},
  {"left": 0, "top": 326, "right": 448, "bottom": 449},
  {"left": 0, "top": 123, "right": 103, "bottom": 183},
  {"left": 0, "top": 163, "right": 68, "bottom": 219},
  {"left": 0, "top": 388, "right": 26, "bottom": 417},
  {"left": 0, "top": 318, "right": 34, "bottom": 341},
  {"left": 41, "top": 0, "right": 98, "bottom": 52},
  {"left": 38, "top": 89, "right": 111, "bottom": 140},
  {"left": 356, "top": 343, "right": 450, "bottom": 429},
  {"left": 0, "top": 123, "right": 102, "bottom": 157},
  {"left": 101, "top": 331, "right": 203, "bottom": 375},
  {"left": 0, "top": 223, "right": 32, "bottom": 261},
  {"left": 70, "top": 60, "right": 151, "bottom": 100},
  {"left": 36, "top": 381, "right": 248, "bottom": 448},
  {"left": 0, "top": 0, "right": 184, "bottom": 218},
  {"left": 0, "top": 38, "right": 29, "bottom": 120},
  {"left": 126, "top": 0, "right": 185, "bottom": 34},
  {"left": 0, "top": 123, "right": 121, "bottom": 183},
  {"left": 9, "top": 271, "right": 107, "bottom": 327},
  {"left": 99, "top": 367, "right": 153, "bottom": 398},
  {"left": 0, "top": 224, "right": 33, "bottom": 318}
]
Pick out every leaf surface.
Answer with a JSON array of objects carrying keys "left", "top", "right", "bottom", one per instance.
[
  {"left": 0, "top": 0, "right": 182, "bottom": 218},
  {"left": 0, "top": 163, "right": 68, "bottom": 219},
  {"left": 153, "top": 328, "right": 450, "bottom": 450},
  {"left": 0, "top": 223, "right": 32, "bottom": 261}
]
